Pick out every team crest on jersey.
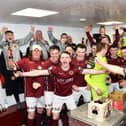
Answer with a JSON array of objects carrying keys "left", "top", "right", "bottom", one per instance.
[
  {"left": 69, "top": 70, "right": 74, "bottom": 75},
  {"left": 13, "top": 44, "right": 17, "bottom": 48},
  {"left": 38, "top": 66, "right": 42, "bottom": 70}
]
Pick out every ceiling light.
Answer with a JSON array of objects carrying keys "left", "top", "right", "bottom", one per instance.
[
  {"left": 80, "top": 18, "right": 87, "bottom": 22},
  {"left": 97, "top": 21, "right": 123, "bottom": 25},
  {"left": 11, "top": 8, "right": 59, "bottom": 18}
]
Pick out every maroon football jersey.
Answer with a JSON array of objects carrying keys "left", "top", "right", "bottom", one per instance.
[
  {"left": 120, "top": 58, "right": 126, "bottom": 68},
  {"left": 50, "top": 64, "right": 78, "bottom": 96},
  {"left": 107, "top": 56, "right": 121, "bottom": 83},
  {"left": 119, "top": 58, "right": 126, "bottom": 80},
  {"left": 17, "top": 58, "right": 45, "bottom": 97},
  {"left": 43, "top": 58, "right": 59, "bottom": 91},
  {"left": 71, "top": 57, "right": 88, "bottom": 87}
]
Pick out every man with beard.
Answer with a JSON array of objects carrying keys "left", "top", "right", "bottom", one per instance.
[{"left": 8, "top": 44, "right": 45, "bottom": 126}]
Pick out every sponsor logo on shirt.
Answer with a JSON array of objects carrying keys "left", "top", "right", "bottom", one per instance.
[
  {"left": 69, "top": 70, "right": 74, "bottom": 75},
  {"left": 56, "top": 78, "right": 73, "bottom": 84}
]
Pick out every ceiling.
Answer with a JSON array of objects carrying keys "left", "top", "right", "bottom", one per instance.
[{"left": 0, "top": 0, "right": 126, "bottom": 27}]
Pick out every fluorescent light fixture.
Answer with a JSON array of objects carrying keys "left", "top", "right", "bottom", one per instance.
[
  {"left": 97, "top": 21, "right": 123, "bottom": 25},
  {"left": 80, "top": 18, "right": 87, "bottom": 22},
  {"left": 11, "top": 8, "right": 59, "bottom": 17}
]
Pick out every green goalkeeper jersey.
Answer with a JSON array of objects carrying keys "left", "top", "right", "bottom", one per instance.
[{"left": 85, "top": 55, "right": 109, "bottom": 100}]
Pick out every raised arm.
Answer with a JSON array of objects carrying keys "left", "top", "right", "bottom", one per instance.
[
  {"left": 0, "top": 26, "right": 8, "bottom": 47},
  {"left": 112, "top": 24, "right": 120, "bottom": 45},
  {"left": 16, "top": 25, "right": 35, "bottom": 46},
  {"left": 47, "top": 26, "right": 58, "bottom": 44},
  {"left": 84, "top": 26, "right": 95, "bottom": 46}
]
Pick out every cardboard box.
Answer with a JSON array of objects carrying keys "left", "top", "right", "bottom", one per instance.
[
  {"left": 88, "top": 99, "right": 112, "bottom": 121},
  {"left": 109, "top": 91, "right": 126, "bottom": 111},
  {"left": 109, "top": 91, "right": 126, "bottom": 101}
]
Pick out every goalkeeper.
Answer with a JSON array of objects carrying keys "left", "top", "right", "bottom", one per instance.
[{"left": 85, "top": 43, "right": 109, "bottom": 100}]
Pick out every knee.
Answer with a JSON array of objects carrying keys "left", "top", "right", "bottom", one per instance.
[
  {"left": 28, "top": 112, "right": 35, "bottom": 119},
  {"left": 37, "top": 108, "right": 43, "bottom": 114},
  {"left": 53, "top": 113, "right": 60, "bottom": 120},
  {"left": 46, "top": 108, "right": 52, "bottom": 116}
]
